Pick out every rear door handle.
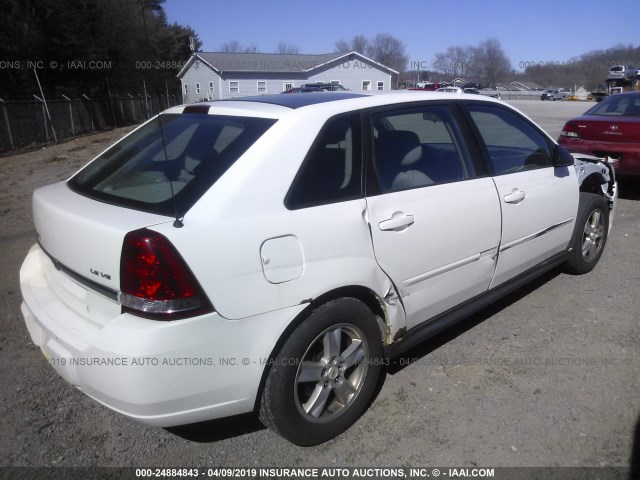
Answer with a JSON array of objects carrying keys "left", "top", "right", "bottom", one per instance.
[
  {"left": 379, "top": 213, "right": 414, "bottom": 231},
  {"left": 504, "top": 188, "right": 525, "bottom": 204}
]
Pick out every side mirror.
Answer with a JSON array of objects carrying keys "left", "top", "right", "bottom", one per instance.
[{"left": 552, "top": 145, "right": 574, "bottom": 167}]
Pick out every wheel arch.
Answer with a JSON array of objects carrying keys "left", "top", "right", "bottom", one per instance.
[
  {"left": 252, "top": 285, "right": 390, "bottom": 413},
  {"left": 579, "top": 172, "right": 608, "bottom": 195}
]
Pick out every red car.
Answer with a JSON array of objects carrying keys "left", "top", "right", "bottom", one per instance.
[
  {"left": 558, "top": 91, "right": 640, "bottom": 176},
  {"left": 409, "top": 83, "right": 442, "bottom": 91}
]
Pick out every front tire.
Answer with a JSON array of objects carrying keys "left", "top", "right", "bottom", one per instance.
[
  {"left": 258, "top": 298, "right": 383, "bottom": 446},
  {"left": 565, "top": 192, "right": 609, "bottom": 274}
]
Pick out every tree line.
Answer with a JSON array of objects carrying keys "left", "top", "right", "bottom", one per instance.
[
  {"left": 428, "top": 38, "right": 511, "bottom": 87},
  {"left": 0, "top": 0, "right": 201, "bottom": 100},
  {"left": 518, "top": 44, "right": 640, "bottom": 89},
  {"left": 425, "top": 42, "right": 639, "bottom": 89}
]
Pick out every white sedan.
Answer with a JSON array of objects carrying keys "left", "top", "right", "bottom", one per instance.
[
  {"left": 20, "top": 91, "right": 617, "bottom": 446},
  {"left": 435, "top": 86, "right": 464, "bottom": 93}
]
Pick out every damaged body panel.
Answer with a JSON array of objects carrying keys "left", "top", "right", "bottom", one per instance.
[{"left": 572, "top": 153, "right": 618, "bottom": 230}]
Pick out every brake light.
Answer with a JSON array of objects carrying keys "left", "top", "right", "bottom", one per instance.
[
  {"left": 560, "top": 121, "right": 580, "bottom": 138},
  {"left": 120, "top": 229, "right": 213, "bottom": 320}
]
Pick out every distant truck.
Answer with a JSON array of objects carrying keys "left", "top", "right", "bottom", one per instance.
[
  {"left": 541, "top": 89, "right": 569, "bottom": 101},
  {"left": 591, "top": 68, "right": 639, "bottom": 102},
  {"left": 590, "top": 84, "right": 608, "bottom": 102}
]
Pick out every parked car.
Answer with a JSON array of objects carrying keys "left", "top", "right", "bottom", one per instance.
[
  {"left": 435, "top": 86, "right": 464, "bottom": 93},
  {"left": 463, "top": 88, "right": 480, "bottom": 95},
  {"left": 462, "top": 82, "right": 483, "bottom": 90},
  {"left": 301, "top": 83, "right": 349, "bottom": 91},
  {"left": 608, "top": 65, "right": 637, "bottom": 80},
  {"left": 282, "top": 86, "right": 324, "bottom": 93},
  {"left": 559, "top": 90, "right": 640, "bottom": 176},
  {"left": 409, "top": 83, "right": 441, "bottom": 91},
  {"left": 541, "top": 89, "right": 569, "bottom": 101},
  {"left": 21, "top": 91, "right": 616, "bottom": 446}
]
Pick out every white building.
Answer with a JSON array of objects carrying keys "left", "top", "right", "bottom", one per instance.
[{"left": 177, "top": 51, "right": 397, "bottom": 103}]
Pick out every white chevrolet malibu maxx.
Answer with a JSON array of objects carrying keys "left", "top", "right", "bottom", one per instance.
[{"left": 20, "top": 92, "right": 616, "bottom": 445}]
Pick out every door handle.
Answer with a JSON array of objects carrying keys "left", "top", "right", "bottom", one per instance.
[
  {"left": 504, "top": 188, "right": 525, "bottom": 204},
  {"left": 379, "top": 213, "right": 414, "bottom": 231}
]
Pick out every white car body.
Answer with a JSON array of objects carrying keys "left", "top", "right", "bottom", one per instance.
[
  {"left": 20, "top": 92, "right": 617, "bottom": 444},
  {"left": 608, "top": 64, "right": 637, "bottom": 80}
]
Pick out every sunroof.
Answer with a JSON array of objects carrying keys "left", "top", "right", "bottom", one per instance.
[{"left": 217, "top": 92, "right": 366, "bottom": 109}]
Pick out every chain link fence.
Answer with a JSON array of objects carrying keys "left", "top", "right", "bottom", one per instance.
[{"left": 0, "top": 94, "right": 182, "bottom": 153}]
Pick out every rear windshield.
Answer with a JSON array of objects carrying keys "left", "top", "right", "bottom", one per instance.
[
  {"left": 586, "top": 94, "right": 640, "bottom": 116},
  {"left": 68, "top": 114, "right": 276, "bottom": 216}
]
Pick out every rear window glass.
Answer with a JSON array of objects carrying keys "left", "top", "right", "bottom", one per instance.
[
  {"left": 586, "top": 94, "right": 640, "bottom": 116},
  {"left": 68, "top": 114, "right": 276, "bottom": 216}
]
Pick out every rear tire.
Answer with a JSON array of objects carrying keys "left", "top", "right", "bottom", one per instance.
[
  {"left": 565, "top": 192, "right": 609, "bottom": 274},
  {"left": 258, "top": 298, "right": 383, "bottom": 446}
]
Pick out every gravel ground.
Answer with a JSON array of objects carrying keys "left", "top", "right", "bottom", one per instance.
[{"left": 0, "top": 101, "right": 638, "bottom": 472}]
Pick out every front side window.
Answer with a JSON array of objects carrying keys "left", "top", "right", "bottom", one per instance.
[
  {"left": 196, "top": 83, "right": 200, "bottom": 94},
  {"left": 371, "top": 105, "right": 472, "bottom": 193},
  {"left": 229, "top": 81, "right": 239, "bottom": 94},
  {"left": 466, "top": 104, "right": 552, "bottom": 175},
  {"left": 257, "top": 81, "right": 267, "bottom": 94},
  {"left": 377, "top": 81, "right": 384, "bottom": 91},
  {"left": 286, "top": 113, "right": 362, "bottom": 209},
  {"left": 69, "top": 114, "right": 276, "bottom": 216},
  {"left": 362, "top": 80, "right": 371, "bottom": 91}
]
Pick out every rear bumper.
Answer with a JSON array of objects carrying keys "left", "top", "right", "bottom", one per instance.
[
  {"left": 20, "top": 244, "right": 304, "bottom": 427},
  {"left": 559, "top": 137, "right": 640, "bottom": 176}
]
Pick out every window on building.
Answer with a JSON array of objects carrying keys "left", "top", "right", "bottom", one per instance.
[
  {"left": 377, "top": 81, "right": 384, "bottom": 91},
  {"left": 362, "top": 80, "right": 371, "bottom": 91},
  {"left": 208, "top": 82, "right": 214, "bottom": 98},
  {"left": 196, "top": 83, "right": 201, "bottom": 94},
  {"left": 184, "top": 84, "right": 188, "bottom": 95},
  {"left": 229, "top": 81, "right": 239, "bottom": 94},
  {"left": 257, "top": 81, "right": 267, "bottom": 94},
  {"left": 284, "top": 82, "right": 294, "bottom": 91}
]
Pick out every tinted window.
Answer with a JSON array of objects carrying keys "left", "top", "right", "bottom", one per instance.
[
  {"left": 372, "top": 105, "right": 472, "bottom": 193},
  {"left": 286, "top": 113, "right": 362, "bottom": 209},
  {"left": 466, "top": 105, "right": 552, "bottom": 175},
  {"left": 69, "top": 114, "right": 276, "bottom": 216}
]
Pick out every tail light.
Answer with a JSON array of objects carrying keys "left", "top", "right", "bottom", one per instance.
[
  {"left": 119, "top": 229, "right": 213, "bottom": 320},
  {"left": 560, "top": 121, "right": 580, "bottom": 138}
]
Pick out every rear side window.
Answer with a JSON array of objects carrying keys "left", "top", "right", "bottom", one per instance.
[
  {"left": 286, "top": 113, "right": 362, "bottom": 209},
  {"left": 466, "top": 104, "right": 552, "bottom": 175},
  {"left": 69, "top": 114, "right": 276, "bottom": 216},
  {"left": 372, "top": 105, "right": 472, "bottom": 193}
]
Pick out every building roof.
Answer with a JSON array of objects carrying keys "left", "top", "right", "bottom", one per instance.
[
  {"left": 177, "top": 51, "right": 398, "bottom": 77},
  {"left": 510, "top": 80, "right": 544, "bottom": 91}
]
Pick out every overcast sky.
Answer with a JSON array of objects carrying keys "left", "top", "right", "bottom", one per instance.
[{"left": 163, "top": 0, "right": 639, "bottom": 72}]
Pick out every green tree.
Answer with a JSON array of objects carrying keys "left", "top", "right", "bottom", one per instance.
[{"left": 0, "top": 0, "right": 202, "bottom": 99}]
